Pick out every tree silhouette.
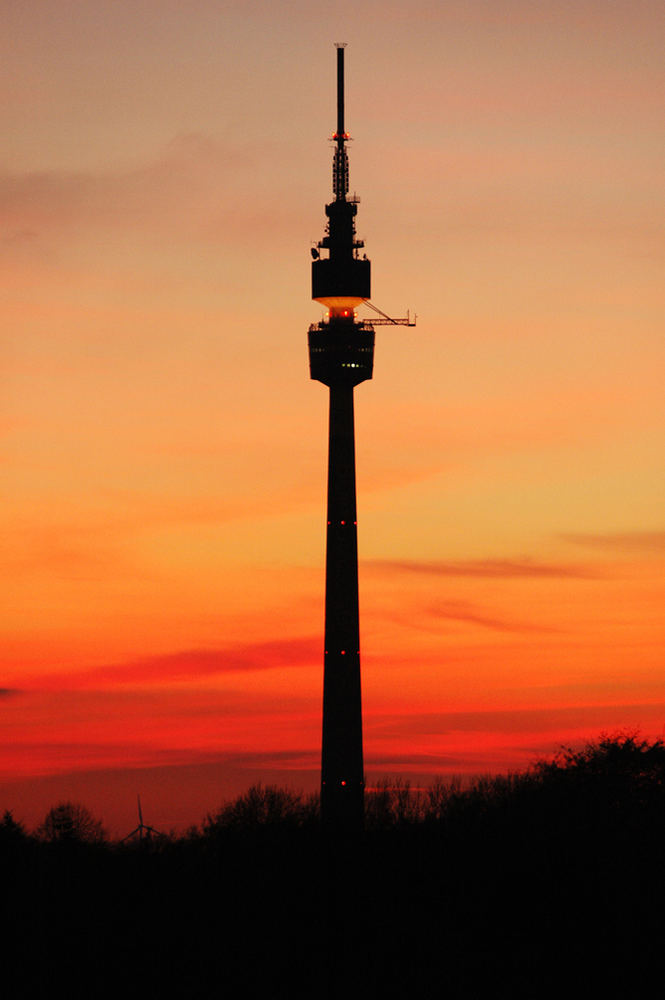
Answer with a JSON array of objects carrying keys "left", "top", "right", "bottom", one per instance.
[
  {"left": 0, "top": 809, "right": 28, "bottom": 845},
  {"left": 365, "top": 776, "right": 426, "bottom": 827},
  {"left": 537, "top": 731, "right": 665, "bottom": 784},
  {"left": 203, "top": 783, "right": 318, "bottom": 833},
  {"left": 37, "top": 801, "right": 107, "bottom": 844}
]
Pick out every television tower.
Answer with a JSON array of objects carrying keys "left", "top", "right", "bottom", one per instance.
[
  {"left": 309, "top": 43, "right": 371, "bottom": 832},
  {"left": 309, "top": 46, "right": 414, "bottom": 830}
]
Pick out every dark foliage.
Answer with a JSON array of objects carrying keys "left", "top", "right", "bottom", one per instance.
[
  {"left": 37, "top": 800, "right": 107, "bottom": 845},
  {"left": 0, "top": 809, "right": 28, "bottom": 847},
  {"left": 202, "top": 782, "right": 319, "bottom": 835},
  {"left": 3, "top": 734, "right": 665, "bottom": 998}
]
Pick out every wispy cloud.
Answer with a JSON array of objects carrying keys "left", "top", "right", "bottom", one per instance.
[
  {"left": 561, "top": 531, "right": 665, "bottom": 554},
  {"left": 366, "top": 558, "right": 594, "bottom": 579},
  {"left": 0, "top": 133, "right": 288, "bottom": 249},
  {"left": 429, "top": 600, "right": 559, "bottom": 634},
  {"left": 366, "top": 752, "right": 468, "bottom": 768},
  {"left": 221, "top": 749, "right": 319, "bottom": 770},
  {"left": 370, "top": 703, "right": 665, "bottom": 738},
  {"left": 0, "top": 742, "right": 321, "bottom": 784},
  {"left": 24, "top": 636, "right": 321, "bottom": 691}
]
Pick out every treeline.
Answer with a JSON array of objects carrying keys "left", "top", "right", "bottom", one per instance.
[
  {"left": 3, "top": 734, "right": 665, "bottom": 997},
  {"left": 6, "top": 731, "right": 665, "bottom": 843}
]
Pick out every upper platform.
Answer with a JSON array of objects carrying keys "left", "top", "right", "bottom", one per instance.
[{"left": 312, "top": 255, "right": 371, "bottom": 308}]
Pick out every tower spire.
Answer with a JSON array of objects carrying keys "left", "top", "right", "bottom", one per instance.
[
  {"left": 308, "top": 46, "right": 374, "bottom": 831},
  {"left": 311, "top": 46, "right": 370, "bottom": 321},
  {"left": 332, "top": 43, "right": 349, "bottom": 201}
]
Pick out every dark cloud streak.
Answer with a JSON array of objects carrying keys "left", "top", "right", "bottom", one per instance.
[
  {"left": 371, "top": 703, "right": 665, "bottom": 738},
  {"left": 429, "top": 600, "right": 560, "bottom": 634},
  {"left": 561, "top": 531, "right": 665, "bottom": 553},
  {"left": 0, "top": 133, "right": 292, "bottom": 248},
  {"left": 24, "top": 637, "right": 321, "bottom": 691},
  {"left": 365, "top": 558, "right": 595, "bottom": 579}
]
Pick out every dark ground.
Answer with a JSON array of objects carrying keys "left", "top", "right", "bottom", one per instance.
[{"left": 3, "top": 736, "right": 665, "bottom": 998}]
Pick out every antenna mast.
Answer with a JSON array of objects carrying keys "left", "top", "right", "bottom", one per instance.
[{"left": 333, "top": 44, "right": 349, "bottom": 202}]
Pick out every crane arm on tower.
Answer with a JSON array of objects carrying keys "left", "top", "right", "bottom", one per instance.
[{"left": 362, "top": 301, "right": 417, "bottom": 326}]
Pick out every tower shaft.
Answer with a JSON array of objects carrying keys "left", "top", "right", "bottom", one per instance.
[{"left": 321, "top": 383, "right": 363, "bottom": 828}]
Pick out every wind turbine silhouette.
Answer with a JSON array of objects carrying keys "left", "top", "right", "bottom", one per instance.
[{"left": 121, "top": 795, "right": 162, "bottom": 843}]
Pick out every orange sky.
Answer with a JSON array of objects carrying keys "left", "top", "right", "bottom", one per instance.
[{"left": 3, "top": 0, "right": 664, "bottom": 835}]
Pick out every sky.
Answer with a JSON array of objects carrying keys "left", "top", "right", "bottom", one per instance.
[{"left": 3, "top": 0, "right": 664, "bottom": 836}]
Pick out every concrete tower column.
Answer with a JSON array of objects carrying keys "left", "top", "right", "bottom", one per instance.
[{"left": 321, "top": 380, "right": 364, "bottom": 828}]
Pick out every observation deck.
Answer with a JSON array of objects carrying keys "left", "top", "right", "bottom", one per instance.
[{"left": 308, "top": 318, "right": 375, "bottom": 387}]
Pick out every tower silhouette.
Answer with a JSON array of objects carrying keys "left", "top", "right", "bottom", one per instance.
[{"left": 309, "top": 45, "right": 373, "bottom": 831}]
